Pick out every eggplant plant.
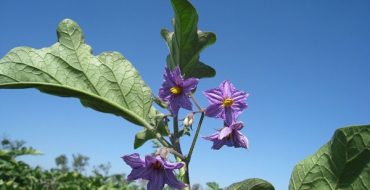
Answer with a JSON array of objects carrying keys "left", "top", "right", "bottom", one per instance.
[{"left": 0, "top": 0, "right": 369, "bottom": 189}]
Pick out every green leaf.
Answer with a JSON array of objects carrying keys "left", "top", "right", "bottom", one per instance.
[
  {"left": 134, "top": 114, "right": 169, "bottom": 149},
  {"left": 0, "top": 19, "right": 158, "bottom": 128},
  {"left": 161, "top": 0, "right": 216, "bottom": 79},
  {"left": 226, "top": 178, "right": 275, "bottom": 190},
  {"left": 289, "top": 125, "right": 370, "bottom": 190},
  {"left": 206, "top": 182, "right": 222, "bottom": 190}
]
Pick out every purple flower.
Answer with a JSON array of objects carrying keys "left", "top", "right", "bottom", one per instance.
[
  {"left": 204, "top": 80, "right": 248, "bottom": 125},
  {"left": 122, "top": 153, "right": 186, "bottom": 190},
  {"left": 203, "top": 121, "right": 249, "bottom": 150},
  {"left": 159, "top": 66, "right": 199, "bottom": 115}
]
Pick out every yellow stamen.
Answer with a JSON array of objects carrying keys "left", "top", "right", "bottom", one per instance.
[
  {"left": 170, "top": 86, "right": 182, "bottom": 95},
  {"left": 223, "top": 98, "right": 233, "bottom": 107}
]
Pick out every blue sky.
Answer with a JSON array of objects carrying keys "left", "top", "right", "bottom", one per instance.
[{"left": 1, "top": 0, "right": 370, "bottom": 189}]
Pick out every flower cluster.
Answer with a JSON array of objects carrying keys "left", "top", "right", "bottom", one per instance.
[
  {"left": 203, "top": 80, "right": 250, "bottom": 149},
  {"left": 122, "top": 67, "right": 249, "bottom": 190}
]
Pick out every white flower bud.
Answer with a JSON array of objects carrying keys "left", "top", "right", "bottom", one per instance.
[
  {"left": 183, "top": 113, "right": 194, "bottom": 127},
  {"left": 155, "top": 147, "right": 169, "bottom": 159}
]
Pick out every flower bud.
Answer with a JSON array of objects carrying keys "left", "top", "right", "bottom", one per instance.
[
  {"left": 155, "top": 147, "right": 169, "bottom": 159},
  {"left": 183, "top": 113, "right": 194, "bottom": 127}
]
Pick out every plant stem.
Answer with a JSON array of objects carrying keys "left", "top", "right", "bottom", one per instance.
[
  {"left": 172, "top": 115, "right": 189, "bottom": 188},
  {"left": 180, "top": 113, "right": 205, "bottom": 189},
  {"left": 186, "top": 112, "right": 205, "bottom": 163},
  {"left": 173, "top": 115, "right": 182, "bottom": 154},
  {"left": 168, "top": 148, "right": 185, "bottom": 160},
  {"left": 189, "top": 93, "right": 203, "bottom": 111}
]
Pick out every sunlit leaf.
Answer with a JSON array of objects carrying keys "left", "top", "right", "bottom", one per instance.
[
  {"left": 289, "top": 125, "right": 370, "bottom": 190},
  {"left": 226, "top": 178, "right": 275, "bottom": 190},
  {"left": 0, "top": 19, "right": 159, "bottom": 128},
  {"left": 161, "top": 0, "right": 216, "bottom": 79}
]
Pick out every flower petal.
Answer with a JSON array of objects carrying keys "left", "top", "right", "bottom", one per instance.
[
  {"left": 231, "top": 98, "right": 248, "bottom": 112},
  {"left": 234, "top": 130, "right": 249, "bottom": 149},
  {"left": 122, "top": 153, "right": 145, "bottom": 169},
  {"left": 224, "top": 107, "right": 235, "bottom": 126},
  {"left": 172, "top": 66, "right": 183, "bottom": 86},
  {"left": 168, "top": 96, "right": 181, "bottom": 115},
  {"left": 232, "top": 91, "right": 249, "bottom": 102},
  {"left": 219, "top": 80, "right": 235, "bottom": 98},
  {"left": 219, "top": 127, "right": 232, "bottom": 140},
  {"left": 145, "top": 155, "right": 160, "bottom": 166},
  {"left": 230, "top": 121, "right": 244, "bottom": 130},
  {"left": 179, "top": 95, "right": 193, "bottom": 111},
  {"left": 127, "top": 167, "right": 152, "bottom": 181},
  {"left": 162, "top": 160, "right": 184, "bottom": 170},
  {"left": 212, "top": 138, "right": 227, "bottom": 150},
  {"left": 164, "top": 67, "right": 176, "bottom": 86},
  {"left": 203, "top": 88, "right": 224, "bottom": 104},
  {"left": 147, "top": 170, "right": 165, "bottom": 190},
  {"left": 203, "top": 132, "right": 220, "bottom": 141},
  {"left": 182, "top": 77, "right": 198, "bottom": 91},
  {"left": 164, "top": 169, "right": 186, "bottom": 189},
  {"left": 158, "top": 87, "right": 172, "bottom": 102},
  {"left": 205, "top": 103, "right": 224, "bottom": 118}
]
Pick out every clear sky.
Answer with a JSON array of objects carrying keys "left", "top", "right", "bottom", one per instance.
[{"left": 1, "top": 0, "right": 370, "bottom": 189}]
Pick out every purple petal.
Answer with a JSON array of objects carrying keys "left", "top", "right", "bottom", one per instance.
[
  {"left": 172, "top": 66, "right": 183, "bottom": 86},
  {"left": 203, "top": 88, "right": 224, "bottom": 104},
  {"left": 212, "top": 138, "right": 227, "bottom": 150},
  {"left": 234, "top": 130, "right": 249, "bottom": 149},
  {"left": 168, "top": 97, "right": 181, "bottom": 115},
  {"left": 218, "top": 127, "right": 232, "bottom": 140},
  {"left": 203, "top": 132, "right": 220, "bottom": 141},
  {"left": 182, "top": 77, "right": 198, "bottom": 91},
  {"left": 164, "top": 67, "right": 176, "bottom": 86},
  {"left": 127, "top": 167, "right": 152, "bottom": 181},
  {"left": 145, "top": 155, "right": 160, "bottom": 166},
  {"left": 224, "top": 138, "right": 235, "bottom": 147},
  {"left": 158, "top": 87, "right": 172, "bottom": 102},
  {"left": 164, "top": 169, "right": 186, "bottom": 189},
  {"left": 224, "top": 107, "right": 235, "bottom": 126},
  {"left": 205, "top": 103, "right": 224, "bottom": 118},
  {"left": 231, "top": 101, "right": 248, "bottom": 117},
  {"left": 230, "top": 121, "right": 244, "bottom": 130},
  {"left": 219, "top": 80, "right": 235, "bottom": 98},
  {"left": 122, "top": 153, "right": 145, "bottom": 169},
  {"left": 147, "top": 170, "right": 165, "bottom": 190},
  {"left": 231, "top": 91, "right": 249, "bottom": 102},
  {"left": 179, "top": 95, "right": 193, "bottom": 111},
  {"left": 162, "top": 160, "right": 184, "bottom": 170}
]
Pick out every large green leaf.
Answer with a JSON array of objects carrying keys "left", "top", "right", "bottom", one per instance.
[
  {"left": 226, "top": 178, "right": 275, "bottom": 190},
  {"left": 161, "top": 0, "right": 216, "bottom": 79},
  {"left": 289, "top": 125, "right": 370, "bottom": 190},
  {"left": 0, "top": 19, "right": 158, "bottom": 128}
]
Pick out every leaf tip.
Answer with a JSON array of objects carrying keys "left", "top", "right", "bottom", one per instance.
[{"left": 57, "top": 19, "right": 84, "bottom": 48}]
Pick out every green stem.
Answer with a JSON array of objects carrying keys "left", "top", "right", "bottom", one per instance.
[
  {"left": 189, "top": 93, "right": 203, "bottom": 111},
  {"left": 186, "top": 112, "right": 205, "bottom": 163},
  {"left": 173, "top": 115, "right": 182, "bottom": 154}
]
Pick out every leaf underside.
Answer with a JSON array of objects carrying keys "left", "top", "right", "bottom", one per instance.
[
  {"left": 0, "top": 19, "right": 159, "bottom": 128},
  {"left": 226, "top": 178, "right": 275, "bottom": 190},
  {"left": 161, "top": 0, "right": 216, "bottom": 79},
  {"left": 289, "top": 125, "right": 370, "bottom": 190}
]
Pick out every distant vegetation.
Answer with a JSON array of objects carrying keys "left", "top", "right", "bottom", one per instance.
[{"left": 0, "top": 138, "right": 220, "bottom": 190}]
